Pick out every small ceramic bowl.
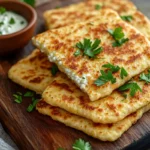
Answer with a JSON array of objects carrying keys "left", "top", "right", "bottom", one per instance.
[{"left": 0, "top": 0, "right": 37, "bottom": 56}]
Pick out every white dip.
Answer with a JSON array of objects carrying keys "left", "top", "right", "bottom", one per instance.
[{"left": 0, "top": 8, "right": 28, "bottom": 35}]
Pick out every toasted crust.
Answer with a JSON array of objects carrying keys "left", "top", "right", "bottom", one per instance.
[
  {"left": 42, "top": 71, "right": 150, "bottom": 124},
  {"left": 36, "top": 100, "right": 150, "bottom": 141},
  {"left": 8, "top": 49, "right": 55, "bottom": 94},
  {"left": 44, "top": 0, "right": 150, "bottom": 40},
  {"left": 33, "top": 9, "right": 150, "bottom": 101}
]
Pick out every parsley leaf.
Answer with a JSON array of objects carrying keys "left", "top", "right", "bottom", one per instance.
[
  {"left": 20, "top": 21, "right": 25, "bottom": 25},
  {"left": 118, "top": 82, "right": 142, "bottom": 97},
  {"left": 75, "top": 38, "right": 103, "bottom": 58},
  {"left": 13, "top": 92, "right": 23, "bottom": 104},
  {"left": 120, "top": 67, "right": 128, "bottom": 79},
  {"left": 20, "top": 0, "right": 35, "bottom": 7},
  {"left": 51, "top": 64, "right": 59, "bottom": 76},
  {"left": 102, "top": 63, "right": 120, "bottom": 73},
  {"left": 120, "top": 15, "right": 133, "bottom": 22},
  {"left": 74, "top": 49, "right": 81, "bottom": 56},
  {"left": 0, "top": 7, "right": 6, "bottom": 14},
  {"left": 24, "top": 91, "right": 34, "bottom": 97},
  {"left": 95, "top": 4, "right": 101, "bottom": 10},
  {"left": 108, "top": 27, "right": 129, "bottom": 47},
  {"left": 94, "top": 70, "right": 116, "bottom": 86},
  {"left": 140, "top": 72, "right": 150, "bottom": 83},
  {"left": 0, "top": 31, "right": 2, "bottom": 35},
  {"left": 0, "top": 22, "right": 4, "bottom": 26},
  {"left": 9, "top": 18, "right": 15, "bottom": 24},
  {"left": 72, "top": 138, "right": 92, "bottom": 150},
  {"left": 27, "top": 98, "right": 39, "bottom": 112}
]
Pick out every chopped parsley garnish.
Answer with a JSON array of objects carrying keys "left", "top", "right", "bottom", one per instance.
[
  {"left": 24, "top": 91, "right": 34, "bottom": 97},
  {"left": 51, "top": 64, "right": 59, "bottom": 76},
  {"left": 13, "top": 91, "right": 39, "bottom": 112},
  {"left": 140, "top": 71, "right": 150, "bottom": 83},
  {"left": 102, "top": 63, "right": 120, "bottom": 73},
  {"left": 94, "top": 70, "right": 116, "bottom": 86},
  {"left": 13, "top": 92, "right": 23, "bottom": 104},
  {"left": 9, "top": 17, "right": 15, "bottom": 24},
  {"left": 120, "top": 67, "right": 128, "bottom": 79},
  {"left": 74, "top": 49, "right": 81, "bottom": 56},
  {"left": 95, "top": 4, "right": 101, "bottom": 10},
  {"left": 120, "top": 15, "right": 133, "bottom": 22},
  {"left": 0, "top": 31, "right": 2, "bottom": 35},
  {"left": 20, "top": 0, "right": 35, "bottom": 7},
  {"left": 75, "top": 38, "right": 103, "bottom": 58},
  {"left": 0, "top": 22, "right": 4, "bottom": 26},
  {"left": 108, "top": 27, "right": 129, "bottom": 47},
  {"left": 72, "top": 138, "right": 92, "bottom": 150},
  {"left": 0, "top": 7, "right": 6, "bottom": 14},
  {"left": 20, "top": 21, "right": 25, "bottom": 25},
  {"left": 118, "top": 82, "right": 142, "bottom": 97},
  {"left": 27, "top": 97, "right": 39, "bottom": 112},
  {"left": 94, "top": 63, "right": 128, "bottom": 86}
]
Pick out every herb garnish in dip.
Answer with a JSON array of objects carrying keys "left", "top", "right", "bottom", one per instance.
[{"left": 0, "top": 7, "right": 28, "bottom": 35}]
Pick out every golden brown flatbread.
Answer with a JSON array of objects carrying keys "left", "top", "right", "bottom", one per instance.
[
  {"left": 44, "top": 0, "right": 150, "bottom": 40},
  {"left": 33, "top": 8, "right": 150, "bottom": 101},
  {"left": 36, "top": 100, "right": 150, "bottom": 141},
  {"left": 8, "top": 49, "right": 55, "bottom": 94}
]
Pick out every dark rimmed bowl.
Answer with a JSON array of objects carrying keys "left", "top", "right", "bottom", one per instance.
[{"left": 0, "top": 0, "right": 37, "bottom": 56}]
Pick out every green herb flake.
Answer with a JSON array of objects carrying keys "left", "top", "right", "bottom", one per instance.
[
  {"left": 75, "top": 38, "right": 103, "bottom": 58},
  {"left": 120, "top": 67, "right": 128, "bottom": 79},
  {"left": 13, "top": 93, "right": 23, "bottom": 104},
  {"left": 20, "top": 0, "right": 35, "bottom": 7},
  {"left": 74, "top": 49, "right": 81, "bottom": 56},
  {"left": 9, "top": 17, "right": 15, "bottom": 24},
  {"left": 102, "top": 63, "right": 120, "bottom": 73},
  {"left": 51, "top": 64, "right": 59, "bottom": 76},
  {"left": 95, "top": 4, "right": 101, "bottom": 10},
  {"left": 108, "top": 27, "right": 129, "bottom": 47},
  {"left": 94, "top": 70, "right": 116, "bottom": 86},
  {"left": 0, "top": 7, "right": 6, "bottom": 14},
  {"left": 55, "top": 6, "right": 60, "bottom": 9},
  {"left": 0, "top": 31, "right": 2, "bottom": 35},
  {"left": 140, "top": 72, "right": 150, "bottom": 83},
  {"left": 24, "top": 91, "right": 34, "bottom": 97},
  {"left": 72, "top": 138, "right": 92, "bottom": 150},
  {"left": 0, "top": 22, "right": 4, "bottom": 26},
  {"left": 20, "top": 21, "right": 25, "bottom": 25},
  {"left": 121, "top": 15, "right": 133, "bottom": 22},
  {"left": 27, "top": 98, "right": 39, "bottom": 112},
  {"left": 118, "top": 82, "right": 142, "bottom": 97}
]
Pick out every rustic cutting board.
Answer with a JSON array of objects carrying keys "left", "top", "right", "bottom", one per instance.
[{"left": 0, "top": 0, "right": 150, "bottom": 150}]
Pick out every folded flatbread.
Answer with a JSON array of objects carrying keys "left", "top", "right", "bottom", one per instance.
[
  {"left": 8, "top": 49, "right": 55, "bottom": 94},
  {"left": 44, "top": 0, "right": 150, "bottom": 40},
  {"left": 42, "top": 71, "right": 150, "bottom": 124},
  {"left": 36, "top": 100, "right": 150, "bottom": 141},
  {"left": 33, "top": 9, "right": 150, "bottom": 101}
]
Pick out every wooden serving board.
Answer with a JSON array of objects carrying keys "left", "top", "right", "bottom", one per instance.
[{"left": 0, "top": 0, "right": 150, "bottom": 150}]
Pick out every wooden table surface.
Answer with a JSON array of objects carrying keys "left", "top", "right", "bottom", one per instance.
[{"left": 0, "top": 0, "right": 150, "bottom": 150}]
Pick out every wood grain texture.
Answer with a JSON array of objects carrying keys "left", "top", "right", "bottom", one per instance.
[{"left": 0, "top": 0, "right": 150, "bottom": 150}]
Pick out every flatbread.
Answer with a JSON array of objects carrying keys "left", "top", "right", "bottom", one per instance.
[
  {"left": 32, "top": 9, "right": 150, "bottom": 101},
  {"left": 42, "top": 71, "right": 150, "bottom": 124},
  {"left": 44, "top": 0, "right": 150, "bottom": 40},
  {"left": 8, "top": 49, "right": 55, "bottom": 94},
  {"left": 36, "top": 100, "right": 150, "bottom": 141}
]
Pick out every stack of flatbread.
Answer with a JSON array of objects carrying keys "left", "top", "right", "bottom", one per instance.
[{"left": 8, "top": 0, "right": 150, "bottom": 141}]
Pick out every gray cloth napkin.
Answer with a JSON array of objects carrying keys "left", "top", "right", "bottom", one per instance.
[{"left": 0, "top": 123, "right": 18, "bottom": 150}]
